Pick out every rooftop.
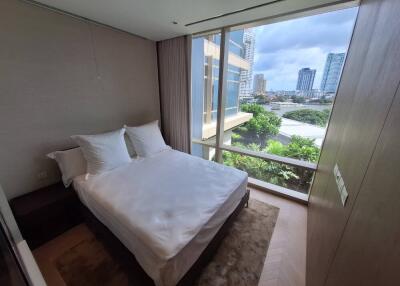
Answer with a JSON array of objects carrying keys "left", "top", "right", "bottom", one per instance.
[{"left": 279, "top": 118, "right": 326, "bottom": 147}]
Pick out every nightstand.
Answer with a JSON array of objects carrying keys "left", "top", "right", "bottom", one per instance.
[{"left": 9, "top": 182, "right": 83, "bottom": 249}]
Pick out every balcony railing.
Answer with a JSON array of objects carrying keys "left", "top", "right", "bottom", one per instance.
[{"left": 192, "top": 138, "right": 316, "bottom": 203}]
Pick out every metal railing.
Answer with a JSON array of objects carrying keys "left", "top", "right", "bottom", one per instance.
[{"left": 192, "top": 138, "right": 315, "bottom": 202}]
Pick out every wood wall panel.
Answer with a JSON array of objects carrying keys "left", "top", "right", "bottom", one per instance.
[
  {"left": 307, "top": 0, "right": 378, "bottom": 250},
  {"left": 325, "top": 80, "right": 400, "bottom": 286},
  {"left": 307, "top": 0, "right": 379, "bottom": 284},
  {"left": 307, "top": 0, "right": 400, "bottom": 285}
]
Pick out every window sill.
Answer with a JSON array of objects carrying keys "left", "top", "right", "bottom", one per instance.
[{"left": 248, "top": 177, "right": 309, "bottom": 205}]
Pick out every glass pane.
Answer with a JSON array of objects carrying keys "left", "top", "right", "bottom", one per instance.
[
  {"left": 191, "top": 143, "right": 216, "bottom": 161},
  {"left": 220, "top": 7, "right": 358, "bottom": 164},
  {"left": 191, "top": 32, "right": 221, "bottom": 159},
  {"left": 222, "top": 150, "right": 314, "bottom": 194},
  {"left": 0, "top": 225, "right": 27, "bottom": 285}
]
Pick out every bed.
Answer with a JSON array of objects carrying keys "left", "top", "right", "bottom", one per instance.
[{"left": 73, "top": 149, "right": 248, "bottom": 286}]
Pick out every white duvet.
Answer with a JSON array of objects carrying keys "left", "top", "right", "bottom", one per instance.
[{"left": 73, "top": 149, "right": 247, "bottom": 286}]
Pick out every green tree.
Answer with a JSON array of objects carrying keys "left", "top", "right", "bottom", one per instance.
[
  {"left": 254, "top": 94, "right": 270, "bottom": 104},
  {"left": 263, "top": 136, "right": 320, "bottom": 163},
  {"left": 224, "top": 136, "right": 320, "bottom": 193},
  {"left": 241, "top": 103, "right": 266, "bottom": 116},
  {"left": 284, "top": 136, "right": 320, "bottom": 162},
  {"left": 309, "top": 96, "right": 333, "bottom": 104},
  {"left": 291, "top": 96, "right": 306, "bottom": 103},
  {"left": 239, "top": 104, "right": 282, "bottom": 147},
  {"left": 282, "top": 108, "right": 330, "bottom": 127},
  {"left": 265, "top": 140, "right": 286, "bottom": 156},
  {"left": 223, "top": 146, "right": 299, "bottom": 187},
  {"left": 319, "top": 95, "right": 333, "bottom": 104}
]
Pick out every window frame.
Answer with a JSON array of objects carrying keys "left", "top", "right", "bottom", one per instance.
[{"left": 190, "top": 2, "right": 359, "bottom": 202}]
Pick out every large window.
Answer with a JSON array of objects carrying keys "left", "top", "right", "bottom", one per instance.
[{"left": 191, "top": 6, "right": 358, "bottom": 198}]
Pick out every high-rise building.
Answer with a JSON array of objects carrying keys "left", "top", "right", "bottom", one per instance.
[
  {"left": 320, "top": 52, "right": 346, "bottom": 93},
  {"left": 296, "top": 68, "right": 316, "bottom": 91},
  {"left": 239, "top": 29, "right": 255, "bottom": 99},
  {"left": 191, "top": 31, "right": 252, "bottom": 159},
  {"left": 253, "top": 74, "right": 267, "bottom": 94}
]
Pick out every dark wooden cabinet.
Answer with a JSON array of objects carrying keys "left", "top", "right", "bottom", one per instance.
[{"left": 9, "top": 183, "right": 82, "bottom": 249}]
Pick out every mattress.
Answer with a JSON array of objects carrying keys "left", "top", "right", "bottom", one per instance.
[{"left": 73, "top": 149, "right": 247, "bottom": 286}]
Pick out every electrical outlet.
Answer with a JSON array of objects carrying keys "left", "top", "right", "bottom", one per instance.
[
  {"left": 333, "top": 163, "right": 348, "bottom": 206},
  {"left": 37, "top": 171, "right": 48, "bottom": 180},
  {"left": 340, "top": 185, "right": 348, "bottom": 205},
  {"left": 333, "top": 164, "right": 339, "bottom": 177}
]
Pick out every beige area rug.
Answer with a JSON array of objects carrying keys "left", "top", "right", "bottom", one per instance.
[{"left": 55, "top": 199, "right": 279, "bottom": 286}]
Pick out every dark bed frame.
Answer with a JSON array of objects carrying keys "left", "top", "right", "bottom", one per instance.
[{"left": 77, "top": 188, "right": 250, "bottom": 286}]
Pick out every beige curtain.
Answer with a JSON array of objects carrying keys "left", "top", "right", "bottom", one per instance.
[{"left": 157, "top": 36, "right": 191, "bottom": 153}]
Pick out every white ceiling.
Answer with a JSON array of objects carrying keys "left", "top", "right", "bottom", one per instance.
[{"left": 32, "top": 0, "right": 354, "bottom": 41}]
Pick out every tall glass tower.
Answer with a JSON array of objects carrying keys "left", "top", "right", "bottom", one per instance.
[
  {"left": 239, "top": 29, "right": 255, "bottom": 99},
  {"left": 296, "top": 68, "right": 316, "bottom": 91},
  {"left": 320, "top": 53, "right": 346, "bottom": 93}
]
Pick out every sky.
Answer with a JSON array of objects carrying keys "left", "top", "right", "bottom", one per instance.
[{"left": 252, "top": 7, "right": 358, "bottom": 91}]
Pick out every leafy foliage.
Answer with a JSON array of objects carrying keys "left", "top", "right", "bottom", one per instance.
[
  {"left": 254, "top": 94, "right": 270, "bottom": 104},
  {"left": 225, "top": 103, "right": 322, "bottom": 192},
  {"left": 224, "top": 135, "right": 320, "bottom": 193},
  {"left": 282, "top": 136, "right": 320, "bottom": 162},
  {"left": 241, "top": 103, "right": 266, "bottom": 117},
  {"left": 223, "top": 145, "right": 299, "bottom": 187},
  {"left": 231, "top": 132, "right": 242, "bottom": 141},
  {"left": 320, "top": 98, "right": 333, "bottom": 104},
  {"left": 274, "top": 95, "right": 289, "bottom": 102},
  {"left": 291, "top": 96, "right": 306, "bottom": 103},
  {"left": 282, "top": 108, "right": 330, "bottom": 127},
  {"left": 310, "top": 95, "right": 333, "bottom": 104},
  {"left": 239, "top": 104, "right": 282, "bottom": 147}
]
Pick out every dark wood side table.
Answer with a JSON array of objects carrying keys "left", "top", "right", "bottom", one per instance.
[{"left": 9, "top": 182, "right": 83, "bottom": 249}]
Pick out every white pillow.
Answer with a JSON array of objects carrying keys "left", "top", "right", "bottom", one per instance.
[
  {"left": 47, "top": 148, "right": 87, "bottom": 187},
  {"left": 124, "top": 133, "right": 136, "bottom": 158},
  {"left": 71, "top": 128, "right": 131, "bottom": 175},
  {"left": 125, "top": 121, "right": 169, "bottom": 157}
]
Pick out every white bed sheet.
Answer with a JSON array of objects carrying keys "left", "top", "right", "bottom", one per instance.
[{"left": 73, "top": 149, "right": 247, "bottom": 286}]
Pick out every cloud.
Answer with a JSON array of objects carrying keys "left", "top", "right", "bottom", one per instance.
[
  {"left": 252, "top": 7, "right": 358, "bottom": 90},
  {"left": 255, "top": 47, "right": 327, "bottom": 90}
]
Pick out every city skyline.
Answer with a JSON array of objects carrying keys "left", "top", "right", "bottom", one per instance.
[{"left": 252, "top": 7, "right": 358, "bottom": 91}]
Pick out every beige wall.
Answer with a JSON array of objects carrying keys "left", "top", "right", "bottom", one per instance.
[
  {"left": 307, "top": 0, "right": 400, "bottom": 285},
  {"left": 0, "top": 0, "right": 160, "bottom": 199}
]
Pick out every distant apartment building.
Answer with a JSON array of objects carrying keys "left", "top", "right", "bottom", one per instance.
[
  {"left": 296, "top": 68, "right": 316, "bottom": 91},
  {"left": 239, "top": 29, "right": 255, "bottom": 99},
  {"left": 253, "top": 74, "right": 267, "bottom": 94},
  {"left": 191, "top": 31, "right": 252, "bottom": 159},
  {"left": 320, "top": 52, "right": 346, "bottom": 93}
]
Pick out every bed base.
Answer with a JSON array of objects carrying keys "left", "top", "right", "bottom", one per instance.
[{"left": 79, "top": 189, "right": 250, "bottom": 286}]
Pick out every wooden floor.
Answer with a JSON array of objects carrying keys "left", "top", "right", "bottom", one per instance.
[
  {"left": 33, "top": 188, "right": 307, "bottom": 286},
  {"left": 251, "top": 188, "right": 307, "bottom": 286}
]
